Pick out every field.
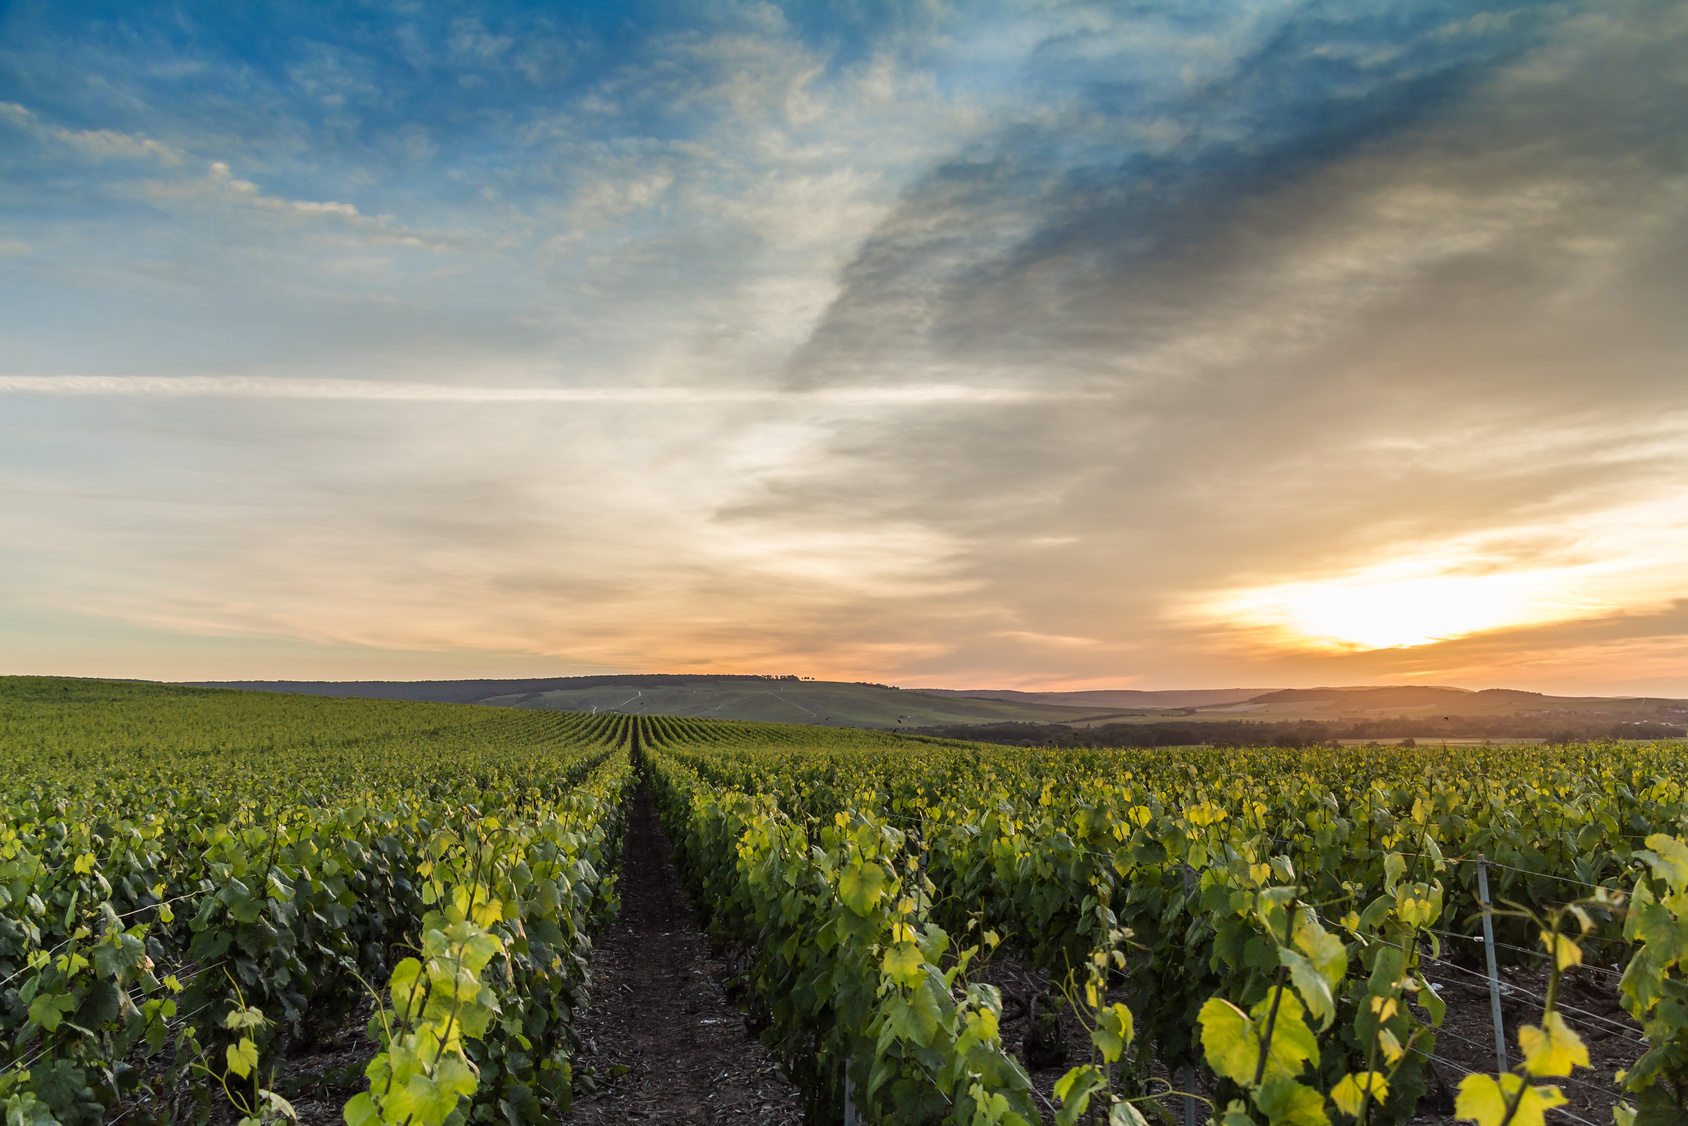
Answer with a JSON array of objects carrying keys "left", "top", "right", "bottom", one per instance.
[
  {"left": 189, "top": 677, "right": 1126, "bottom": 729},
  {"left": 186, "top": 678, "right": 1688, "bottom": 745},
  {"left": 2, "top": 676, "right": 1685, "bottom": 1126},
  {"left": 0, "top": 678, "right": 633, "bottom": 1126}
]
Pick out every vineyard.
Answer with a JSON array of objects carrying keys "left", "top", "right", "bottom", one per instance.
[
  {"left": 2, "top": 677, "right": 1687, "bottom": 1126},
  {"left": 0, "top": 678, "right": 633, "bottom": 1126}
]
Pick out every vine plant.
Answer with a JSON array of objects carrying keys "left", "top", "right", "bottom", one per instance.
[{"left": 344, "top": 898, "right": 504, "bottom": 1126}]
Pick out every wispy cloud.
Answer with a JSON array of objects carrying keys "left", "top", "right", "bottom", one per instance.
[
  {"left": 0, "top": 101, "right": 181, "bottom": 165},
  {"left": 0, "top": 375, "right": 1089, "bottom": 405}
]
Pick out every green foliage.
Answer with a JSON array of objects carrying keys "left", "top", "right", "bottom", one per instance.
[
  {"left": 346, "top": 910, "right": 502, "bottom": 1126},
  {"left": 1448, "top": 894, "right": 1612, "bottom": 1126},
  {"left": 0, "top": 679, "right": 634, "bottom": 1126},
  {"left": 6, "top": 681, "right": 1685, "bottom": 1126},
  {"left": 636, "top": 714, "right": 1685, "bottom": 1126},
  {"left": 1615, "top": 834, "right": 1688, "bottom": 1126},
  {"left": 645, "top": 756, "right": 1038, "bottom": 1126}
]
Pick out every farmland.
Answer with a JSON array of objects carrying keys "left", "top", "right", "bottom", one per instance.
[
  {"left": 188, "top": 676, "right": 1128, "bottom": 729},
  {"left": 187, "top": 678, "right": 1688, "bottom": 745},
  {"left": 0, "top": 677, "right": 632, "bottom": 1126},
  {"left": 2, "top": 677, "right": 1685, "bottom": 1126}
]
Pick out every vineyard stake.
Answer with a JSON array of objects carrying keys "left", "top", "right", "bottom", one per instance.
[
  {"left": 843, "top": 1071, "right": 857, "bottom": 1126},
  {"left": 1476, "top": 854, "right": 1509, "bottom": 1072}
]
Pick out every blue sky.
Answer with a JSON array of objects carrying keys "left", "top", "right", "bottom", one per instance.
[{"left": 3, "top": 0, "right": 1687, "bottom": 692}]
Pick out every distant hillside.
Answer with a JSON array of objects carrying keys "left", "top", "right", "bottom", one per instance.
[
  {"left": 909, "top": 687, "right": 1266, "bottom": 708},
  {"left": 1246, "top": 686, "right": 1475, "bottom": 706},
  {"left": 184, "top": 675, "right": 1688, "bottom": 740},
  {"left": 193, "top": 673, "right": 802, "bottom": 705},
  {"left": 1198, "top": 684, "right": 1681, "bottom": 721},
  {"left": 189, "top": 675, "right": 1125, "bottom": 728}
]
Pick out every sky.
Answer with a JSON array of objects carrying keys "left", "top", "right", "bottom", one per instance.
[{"left": 2, "top": 0, "right": 1686, "bottom": 695}]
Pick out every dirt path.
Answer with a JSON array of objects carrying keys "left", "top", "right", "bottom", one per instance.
[{"left": 568, "top": 786, "right": 804, "bottom": 1125}]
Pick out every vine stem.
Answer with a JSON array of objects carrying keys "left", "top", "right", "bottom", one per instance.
[
  {"left": 1496, "top": 909, "right": 1572, "bottom": 1126},
  {"left": 1254, "top": 963, "right": 1290, "bottom": 1087},
  {"left": 1493, "top": 1069, "right": 1532, "bottom": 1126},
  {"left": 1358, "top": 1019, "right": 1381, "bottom": 1126}
]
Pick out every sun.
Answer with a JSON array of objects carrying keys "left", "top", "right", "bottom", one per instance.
[{"left": 1213, "top": 568, "right": 1589, "bottom": 651}]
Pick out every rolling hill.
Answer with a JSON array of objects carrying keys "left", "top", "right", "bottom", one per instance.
[
  {"left": 184, "top": 676, "right": 1688, "bottom": 738},
  {"left": 189, "top": 675, "right": 1130, "bottom": 728}
]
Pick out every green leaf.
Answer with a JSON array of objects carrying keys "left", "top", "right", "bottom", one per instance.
[
  {"left": 1054, "top": 1066, "right": 1108, "bottom": 1126},
  {"left": 386, "top": 1074, "right": 461, "bottom": 1126},
  {"left": 884, "top": 993, "right": 938, "bottom": 1048},
  {"left": 882, "top": 943, "right": 925, "bottom": 988},
  {"left": 259, "top": 1090, "right": 298, "bottom": 1122},
  {"left": 26, "top": 994, "right": 74, "bottom": 1033},
  {"left": 226, "top": 1038, "right": 259, "bottom": 1080},
  {"left": 1278, "top": 948, "right": 1335, "bottom": 1031},
  {"left": 838, "top": 861, "right": 888, "bottom": 916},
  {"left": 1330, "top": 1073, "right": 1390, "bottom": 1119},
  {"left": 1395, "top": 883, "right": 1442, "bottom": 927},
  {"left": 224, "top": 1005, "right": 267, "bottom": 1031},
  {"left": 1539, "top": 931, "right": 1583, "bottom": 972},
  {"left": 1092, "top": 1003, "right": 1135, "bottom": 1064},
  {"left": 1519, "top": 1013, "right": 1590, "bottom": 1078},
  {"left": 6, "top": 1090, "right": 60, "bottom": 1126},
  {"left": 1111, "top": 1102, "right": 1151, "bottom": 1126},
  {"left": 1640, "top": 836, "right": 1688, "bottom": 894},
  {"left": 1255, "top": 1079, "right": 1329, "bottom": 1126},
  {"left": 1200, "top": 991, "right": 1319, "bottom": 1088},
  {"left": 1455, "top": 1074, "right": 1567, "bottom": 1126},
  {"left": 434, "top": 1056, "right": 478, "bottom": 1101},
  {"left": 1417, "top": 978, "right": 1447, "bottom": 1026},
  {"left": 1630, "top": 1083, "right": 1688, "bottom": 1126},
  {"left": 1219, "top": 1100, "right": 1257, "bottom": 1126},
  {"left": 1292, "top": 923, "right": 1348, "bottom": 988},
  {"left": 1200, "top": 998, "right": 1258, "bottom": 1085}
]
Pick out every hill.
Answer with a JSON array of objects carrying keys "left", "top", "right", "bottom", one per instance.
[
  {"left": 907, "top": 687, "right": 1265, "bottom": 708},
  {"left": 189, "top": 675, "right": 1128, "bottom": 728},
  {"left": 184, "top": 675, "right": 1688, "bottom": 740},
  {"left": 1186, "top": 684, "right": 1687, "bottom": 722}
]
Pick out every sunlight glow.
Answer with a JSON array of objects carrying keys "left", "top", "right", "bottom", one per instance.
[{"left": 1217, "top": 570, "right": 1591, "bottom": 651}]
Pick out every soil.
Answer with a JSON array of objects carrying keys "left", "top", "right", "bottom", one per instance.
[
  {"left": 276, "top": 999, "right": 381, "bottom": 1126},
  {"left": 566, "top": 787, "right": 804, "bottom": 1125}
]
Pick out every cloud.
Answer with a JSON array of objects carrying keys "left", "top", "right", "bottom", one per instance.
[
  {"left": 0, "top": 375, "right": 1096, "bottom": 405},
  {"left": 704, "top": 0, "right": 1688, "bottom": 686},
  {"left": 1, "top": 1, "right": 1685, "bottom": 689},
  {"left": 190, "top": 161, "right": 468, "bottom": 251},
  {"left": 0, "top": 101, "right": 181, "bottom": 165}
]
